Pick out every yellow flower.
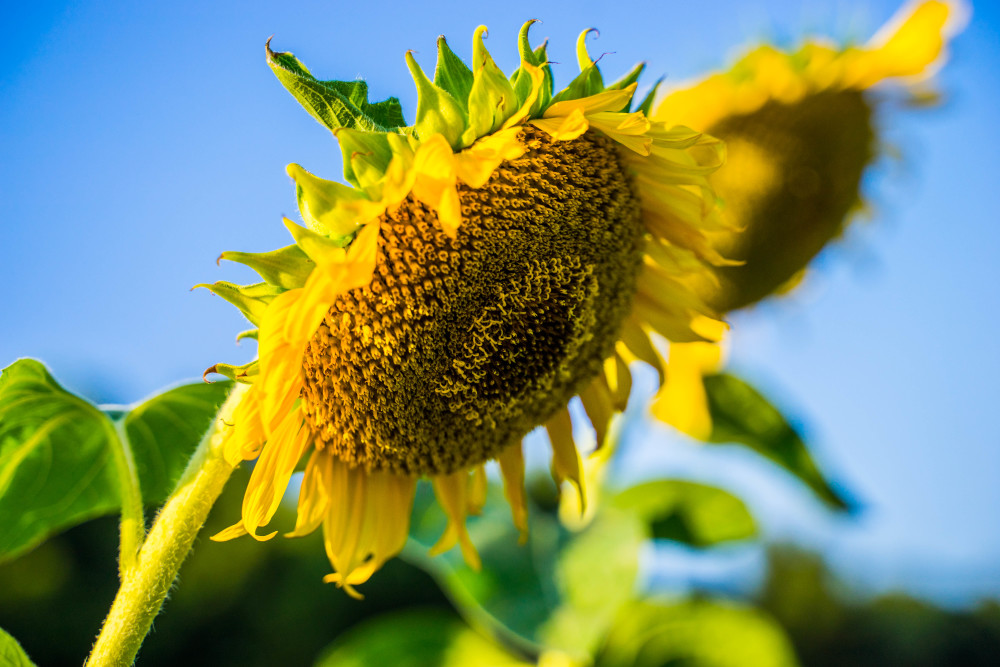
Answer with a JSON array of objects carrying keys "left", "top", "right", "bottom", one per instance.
[
  {"left": 199, "top": 22, "right": 727, "bottom": 597},
  {"left": 650, "top": 0, "right": 965, "bottom": 439}
]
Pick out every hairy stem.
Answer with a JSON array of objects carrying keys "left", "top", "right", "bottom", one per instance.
[{"left": 86, "top": 383, "right": 248, "bottom": 667}]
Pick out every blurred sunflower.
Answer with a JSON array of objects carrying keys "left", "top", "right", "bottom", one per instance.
[
  {"left": 649, "top": 0, "right": 966, "bottom": 439},
  {"left": 198, "top": 22, "right": 729, "bottom": 596}
]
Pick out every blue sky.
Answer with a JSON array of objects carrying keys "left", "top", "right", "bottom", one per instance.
[{"left": 3, "top": 0, "right": 998, "bottom": 604}]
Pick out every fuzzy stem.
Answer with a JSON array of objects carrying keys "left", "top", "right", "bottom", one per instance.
[{"left": 85, "top": 383, "right": 248, "bottom": 667}]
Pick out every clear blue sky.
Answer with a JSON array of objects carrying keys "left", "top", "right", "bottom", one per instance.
[{"left": 3, "top": 0, "right": 998, "bottom": 605}]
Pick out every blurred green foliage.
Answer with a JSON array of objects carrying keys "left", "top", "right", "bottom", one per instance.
[{"left": 757, "top": 547, "right": 1000, "bottom": 667}]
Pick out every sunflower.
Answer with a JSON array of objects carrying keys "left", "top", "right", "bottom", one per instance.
[
  {"left": 648, "top": 0, "right": 965, "bottom": 439},
  {"left": 199, "top": 22, "right": 727, "bottom": 597}
]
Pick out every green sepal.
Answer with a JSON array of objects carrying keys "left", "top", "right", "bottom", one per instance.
[
  {"left": 194, "top": 281, "right": 282, "bottom": 327},
  {"left": 607, "top": 62, "right": 646, "bottom": 111},
  {"left": 551, "top": 28, "right": 604, "bottom": 105},
  {"left": 462, "top": 26, "right": 518, "bottom": 145},
  {"left": 433, "top": 36, "right": 474, "bottom": 110},
  {"left": 531, "top": 43, "right": 554, "bottom": 114},
  {"left": 510, "top": 22, "right": 554, "bottom": 116},
  {"left": 266, "top": 38, "right": 404, "bottom": 132},
  {"left": 203, "top": 360, "right": 259, "bottom": 384},
  {"left": 636, "top": 77, "right": 664, "bottom": 116},
  {"left": 235, "top": 328, "right": 258, "bottom": 342},
  {"left": 406, "top": 51, "right": 468, "bottom": 148},
  {"left": 607, "top": 62, "right": 645, "bottom": 92},
  {"left": 217, "top": 244, "right": 314, "bottom": 290},
  {"left": 288, "top": 163, "right": 374, "bottom": 237},
  {"left": 336, "top": 128, "right": 393, "bottom": 191},
  {"left": 282, "top": 216, "right": 353, "bottom": 264}
]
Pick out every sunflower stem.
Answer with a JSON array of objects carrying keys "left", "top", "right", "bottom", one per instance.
[{"left": 85, "top": 382, "right": 248, "bottom": 667}]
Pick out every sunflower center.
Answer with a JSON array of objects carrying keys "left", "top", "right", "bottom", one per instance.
[
  {"left": 299, "top": 126, "right": 645, "bottom": 475},
  {"left": 705, "top": 90, "right": 874, "bottom": 311}
]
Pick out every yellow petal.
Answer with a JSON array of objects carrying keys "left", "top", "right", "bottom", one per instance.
[
  {"left": 545, "top": 407, "right": 585, "bottom": 513},
  {"left": 287, "top": 449, "right": 333, "bottom": 538},
  {"left": 240, "top": 407, "right": 312, "bottom": 540},
  {"left": 650, "top": 341, "right": 724, "bottom": 440},
  {"left": 542, "top": 83, "right": 637, "bottom": 118},
  {"left": 497, "top": 442, "right": 529, "bottom": 543},
  {"left": 529, "top": 107, "right": 589, "bottom": 141},
  {"left": 429, "top": 470, "right": 481, "bottom": 570}
]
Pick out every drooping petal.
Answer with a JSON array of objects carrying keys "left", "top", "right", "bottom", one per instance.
[
  {"left": 545, "top": 407, "right": 585, "bottom": 513},
  {"left": 429, "top": 470, "right": 481, "bottom": 571},
  {"left": 240, "top": 407, "right": 313, "bottom": 540},
  {"left": 497, "top": 442, "right": 529, "bottom": 543},
  {"left": 287, "top": 449, "right": 334, "bottom": 538},
  {"left": 651, "top": 341, "right": 724, "bottom": 440}
]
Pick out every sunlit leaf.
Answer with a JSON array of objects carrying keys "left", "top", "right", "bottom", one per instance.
[
  {"left": 314, "top": 608, "right": 530, "bottom": 667},
  {"left": 124, "top": 381, "right": 233, "bottom": 502},
  {"left": 0, "top": 626, "right": 35, "bottom": 667},
  {"left": 0, "top": 360, "right": 123, "bottom": 563},
  {"left": 703, "top": 373, "right": 852, "bottom": 511},
  {"left": 267, "top": 41, "right": 405, "bottom": 132},
  {"left": 595, "top": 598, "right": 800, "bottom": 667},
  {"left": 611, "top": 479, "right": 757, "bottom": 546},
  {"left": 0, "top": 359, "right": 231, "bottom": 563}
]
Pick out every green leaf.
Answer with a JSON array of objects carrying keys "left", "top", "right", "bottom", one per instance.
[
  {"left": 266, "top": 39, "right": 404, "bottom": 133},
  {"left": 703, "top": 373, "right": 853, "bottom": 511},
  {"left": 595, "top": 599, "right": 800, "bottom": 667},
  {"left": 0, "top": 359, "right": 232, "bottom": 564},
  {"left": 0, "top": 627, "right": 35, "bottom": 667},
  {"left": 314, "top": 609, "right": 531, "bottom": 667},
  {"left": 0, "top": 360, "right": 123, "bottom": 563},
  {"left": 218, "top": 244, "right": 314, "bottom": 290},
  {"left": 611, "top": 479, "right": 757, "bottom": 546},
  {"left": 124, "top": 381, "right": 233, "bottom": 502}
]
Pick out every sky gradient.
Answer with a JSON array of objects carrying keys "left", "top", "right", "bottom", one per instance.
[{"left": 3, "top": 0, "right": 998, "bottom": 605}]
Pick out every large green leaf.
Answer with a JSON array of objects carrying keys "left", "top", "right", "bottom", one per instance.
[
  {"left": 703, "top": 373, "right": 852, "bottom": 511},
  {"left": 124, "top": 380, "right": 234, "bottom": 502},
  {"left": 0, "top": 359, "right": 231, "bottom": 563},
  {"left": 611, "top": 479, "right": 757, "bottom": 546},
  {"left": 0, "top": 627, "right": 36, "bottom": 667},
  {"left": 314, "top": 609, "right": 530, "bottom": 667},
  {"left": 0, "top": 360, "right": 124, "bottom": 563},
  {"left": 595, "top": 598, "right": 800, "bottom": 667}
]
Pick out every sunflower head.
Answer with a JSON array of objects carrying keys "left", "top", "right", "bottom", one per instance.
[
  {"left": 655, "top": 0, "right": 966, "bottom": 313},
  {"left": 200, "top": 21, "right": 728, "bottom": 596}
]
